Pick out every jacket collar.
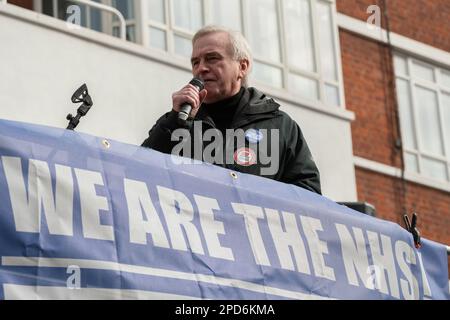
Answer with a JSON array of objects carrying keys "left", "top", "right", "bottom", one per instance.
[
  {"left": 230, "top": 87, "right": 280, "bottom": 128},
  {"left": 239, "top": 87, "right": 280, "bottom": 115},
  {"left": 196, "top": 87, "right": 280, "bottom": 128}
]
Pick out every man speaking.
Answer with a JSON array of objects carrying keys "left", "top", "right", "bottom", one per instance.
[{"left": 142, "top": 25, "right": 321, "bottom": 194}]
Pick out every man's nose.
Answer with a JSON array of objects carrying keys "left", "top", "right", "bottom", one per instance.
[{"left": 196, "top": 60, "right": 209, "bottom": 74}]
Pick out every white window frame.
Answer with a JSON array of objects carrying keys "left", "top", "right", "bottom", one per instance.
[
  {"left": 33, "top": 0, "right": 139, "bottom": 42},
  {"left": 142, "top": 0, "right": 206, "bottom": 55},
  {"left": 142, "top": 0, "right": 345, "bottom": 109},
  {"left": 34, "top": 0, "right": 100, "bottom": 29},
  {"left": 109, "top": 0, "right": 140, "bottom": 42},
  {"left": 394, "top": 53, "right": 450, "bottom": 183}
]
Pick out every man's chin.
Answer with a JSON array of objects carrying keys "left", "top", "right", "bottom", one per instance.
[
  {"left": 204, "top": 83, "right": 216, "bottom": 91},
  {"left": 203, "top": 97, "right": 218, "bottom": 104},
  {"left": 202, "top": 90, "right": 220, "bottom": 104}
]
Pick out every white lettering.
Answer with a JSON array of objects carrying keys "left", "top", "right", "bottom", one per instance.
[
  {"left": 2, "top": 157, "right": 73, "bottom": 235},
  {"left": 300, "top": 216, "right": 335, "bottom": 281},
  {"left": 74, "top": 168, "right": 114, "bottom": 241},
  {"left": 417, "top": 252, "right": 432, "bottom": 298},
  {"left": 231, "top": 203, "right": 270, "bottom": 266},
  {"left": 395, "top": 240, "right": 419, "bottom": 299},
  {"left": 335, "top": 224, "right": 373, "bottom": 289},
  {"left": 265, "top": 209, "right": 310, "bottom": 274},
  {"left": 367, "top": 231, "right": 400, "bottom": 298},
  {"left": 195, "top": 195, "right": 234, "bottom": 261},
  {"left": 124, "top": 179, "right": 170, "bottom": 248},
  {"left": 366, "top": 265, "right": 383, "bottom": 290},
  {"left": 157, "top": 186, "right": 204, "bottom": 255}
]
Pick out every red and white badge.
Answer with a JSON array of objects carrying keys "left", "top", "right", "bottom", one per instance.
[{"left": 234, "top": 148, "right": 257, "bottom": 166}]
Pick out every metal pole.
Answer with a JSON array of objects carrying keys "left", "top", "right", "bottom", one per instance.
[
  {"left": 66, "top": 0, "right": 126, "bottom": 40},
  {"left": 0, "top": 0, "right": 126, "bottom": 40}
]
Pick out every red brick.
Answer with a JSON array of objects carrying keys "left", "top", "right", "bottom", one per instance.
[
  {"left": 339, "top": 1, "right": 450, "bottom": 270},
  {"left": 340, "top": 30, "right": 402, "bottom": 168},
  {"left": 8, "top": 0, "right": 33, "bottom": 10},
  {"left": 355, "top": 168, "right": 450, "bottom": 268},
  {"left": 337, "top": 0, "right": 450, "bottom": 52}
]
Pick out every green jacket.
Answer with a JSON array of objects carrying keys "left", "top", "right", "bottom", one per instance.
[{"left": 142, "top": 87, "right": 321, "bottom": 194}]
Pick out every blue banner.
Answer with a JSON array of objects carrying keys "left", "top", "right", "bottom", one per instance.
[{"left": 0, "top": 118, "right": 448, "bottom": 300}]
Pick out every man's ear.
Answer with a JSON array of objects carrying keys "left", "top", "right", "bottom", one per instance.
[{"left": 238, "top": 59, "right": 250, "bottom": 80}]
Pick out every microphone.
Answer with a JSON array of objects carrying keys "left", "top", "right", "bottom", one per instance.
[{"left": 177, "top": 77, "right": 205, "bottom": 125}]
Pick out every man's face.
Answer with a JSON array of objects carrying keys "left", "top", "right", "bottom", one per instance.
[{"left": 191, "top": 32, "right": 248, "bottom": 104}]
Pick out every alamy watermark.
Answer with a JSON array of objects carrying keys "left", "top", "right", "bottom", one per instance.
[
  {"left": 66, "top": 265, "right": 81, "bottom": 289},
  {"left": 170, "top": 124, "right": 280, "bottom": 176},
  {"left": 366, "top": 5, "right": 381, "bottom": 30},
  {"left": 366, "top": 265, "right": 383, "bottom": 290},
  {"left": 66, "top": 5, "right": 81, "bottom": 30}
]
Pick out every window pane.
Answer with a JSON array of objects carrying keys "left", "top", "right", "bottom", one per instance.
[
  {"left": 148, "top": 0, "right": 165, "bottom": 23},
  {"left": 253, "top": 62, "right": 283, "bottom": 88},
  {"left": 126, "top": 25, "right": 136, "bottom": 42},
  {"left": 90, "top": 7, "right": 102, "bottom": 32},
  {"left": 210, "top": 0, "right": 242, "bottom": 31},
  {"left": 174, "top": 35, "right": 192, "bottom": 57},
  {"left": 421, "top": 158, "right": 448, "bottom": 181},
  {"left": 248, "top": 0, "right": 281, "bottom": 63},
  {"left": 394, "top": 55, "right": 408, "bottom": 76},
  {"left": 149, "top": 27, "right": 166, "bottom": 50},
  {"left": 405, "top": 153, "right": 419, "bottom": 173},
  {"left": 42, "top": 0, "right": 54, "bottom": 17},
  {"left": 412, "top": 61, "right": 435, "bottom": 82},
  {"left": 324, "top": 84, "right": 339, "bottom": 106},
  {"left": 113, "top": 25, "right": 136, "bottom": 42},
  {"left": 415, "top": 86, "right": 444, "bottom": 156},
  {"left": 440, "top": 70, "right": 450, "bottom": 88},
  {"left": 289, "top": 74, "right": 318, "bottom": 101},
  {"left": 174, "top": 0, "right": 203, "bottom": 32},
  {"left": 317, "top": 1, "right": 337, "bottom": 81},
  {"left": 442, "top": 93, "right": 450, "bottom": 158},
  {"left": 113, "top": 26, "right": 119, "bottom": 37},
  {"left": 396, "top": 79, "right": 417, "bottom": 149},
  {"left": 127, "top": 25, "right": 136, "bottom": 42},
  {"left": 112, "top": 0, "right": 135, "bottom": 19},
  {"left": 284, "top": 0, "right": 316, "bottom": 72},
  {"left": 59, "top": 1, "right": 87, "bottom": 27}
]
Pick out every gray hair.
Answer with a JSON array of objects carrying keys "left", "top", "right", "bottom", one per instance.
[{"left": 192, "top": 25, "right": 253, "bottom": 87}]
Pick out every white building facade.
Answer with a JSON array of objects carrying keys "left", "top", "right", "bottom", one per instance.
[{"left": 0, "top": 0, "right": 357, "bottom": 201}]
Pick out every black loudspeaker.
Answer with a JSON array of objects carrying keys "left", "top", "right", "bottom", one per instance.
[{"left": 338, "top": 202, "right": 376, "bottom": 217}]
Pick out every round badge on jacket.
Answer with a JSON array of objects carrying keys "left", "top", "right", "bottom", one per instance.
[
  {"left": 245, "top": 129, "right": 264, "bottom": 144},
  {"left": 234, "top": 148, "right": 257, "bottom": 166}
]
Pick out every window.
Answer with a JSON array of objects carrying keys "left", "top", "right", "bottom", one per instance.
[
  {"left": 111, "top": 0, "right": 137, "bottom": 42},
  {"left": 41, "top": 0, "right": 98, "bottom": 29},
  {"left": 394, "top": 54, "right": 450, "bottom": 183},
  {"left": 38, "top": 0, "right": 137, "bottom": 42},
  {"left": 145, "top": 0, "right": 203, "bottom": 56},
  {"left": 32, "top": 0, "right": 343, "bottom": 107},
  {"left": 146, "top": 0, "right": 343, "bottom": 108}
]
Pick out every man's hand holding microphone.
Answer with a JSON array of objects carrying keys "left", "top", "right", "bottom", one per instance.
[{"left": 173, "top": 78, "right": 207, "bottom": 126}]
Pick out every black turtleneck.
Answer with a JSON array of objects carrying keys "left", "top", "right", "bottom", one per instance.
[{"left": 202, "top": 87, "right": 245, "bottom": 134}]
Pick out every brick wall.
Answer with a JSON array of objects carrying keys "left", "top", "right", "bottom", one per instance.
[
  {"left": 338, "top": 0, "right": 450, "bottom": 270},
  {"left": 337, "top": 0, "right": 384, "bottom": 24},
  {"left": 356, "top": 168, "right": 450, "bottom": 269},
  {"left": 356, "top": 168, "right": 450, "bottom": 245},
  {"left": 340, "top": 30, "right": 401, "bottom": 168},
  {"left": 337, "top": 0, "right": 450, "bottom": 52}
]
